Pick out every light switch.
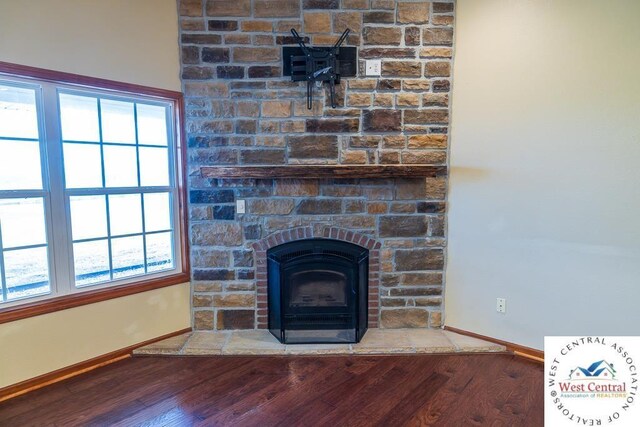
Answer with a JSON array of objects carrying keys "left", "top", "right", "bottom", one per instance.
[
  {"left": 236, "top": 199, "right": 245, "bottom": 214},
  {"left": 365, "top": 59, "right": 382, "bottom": 76}
]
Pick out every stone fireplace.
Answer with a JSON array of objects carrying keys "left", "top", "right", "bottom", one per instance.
[{"left": 180, "top": 0, "right": 454, "bottom": 331}]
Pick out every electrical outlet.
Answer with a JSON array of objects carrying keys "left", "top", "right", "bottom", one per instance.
[
  {"left": 496, "top": 298, "right": 506, "bottom": 314},
  {"left": 236, "top": 199, "right": 245, "bottom": 214},
  {"left": 365, "top": 59, "right": 382, "bottom": 76}
]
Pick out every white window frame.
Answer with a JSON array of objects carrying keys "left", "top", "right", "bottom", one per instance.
[{"left": 0, "top": 68, "right": 187, "bottom": 312}]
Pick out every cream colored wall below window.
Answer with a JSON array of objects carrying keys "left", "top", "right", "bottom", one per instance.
[
  {"left": 0, "top": 283, "right": 190, "bottom": 388},
  {"left": 0, "top": 0, "right": 187, "bottom": 389},
  {"left": 447, "top": 0, "right": 640, "bottom": 350}
]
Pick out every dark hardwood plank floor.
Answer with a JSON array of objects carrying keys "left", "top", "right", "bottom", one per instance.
[{"left": 0, "top": 354, "right": 543, "bottom": 426}]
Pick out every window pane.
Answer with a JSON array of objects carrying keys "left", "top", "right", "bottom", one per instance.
[
  {"left": 112, "top": 235, "right": 144, "bottom": 279},
  {"left": 0, "top": 140, "right": 43, "bottom": 190},
  {"left": 137, "top": 104, "right": 167, "bottom": 146},
  {"left": 147, "top": 232, "right": 174, "bottom": 273},
  {"left": 73, "top": 239, "right": 110, "bottom": 287},
  {"left": 104, "top": 145, "right": 137, "bottom": 187},
  {"left": 143, "top": 193, "right": 171, "bottom": 232},
  {"left": 139, "top": 147, "right": 169, "bottom": 187},
  {"left": 63, "top": 143, "right": 103, "bottom": 188},
  {"left": 4, "top": 247, "right": 50, "bottom": 300},
  {"left": 70, "top": 196, "right": 107, "bottom": 241},
  {"left": 101, "top": 99, "right": 135, "bottom": 144},
  {"left": 0, "top": 84, "right": 38, "bottom": 139},
  {"left": 109, "top": 194, "right": 142, "bottom": 236},
  {"left": 59, "top": 93, "right": 100, "bottom": 142},
  {"left": 0, "top": 198, "right": 47, "bottom": 249}
]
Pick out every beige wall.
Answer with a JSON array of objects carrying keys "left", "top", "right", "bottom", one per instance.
[
  {"left": 0, "top": 0, "right": 188, "bottom": 388},
  {"left": 0, "top": 284, "right": 190, "bottom": 388},
  {"left": 0, "top": 0, "right": 181, "bottom": 90},
  {"left": 447, "top": 0, "right": 640, "bottom": 350}
]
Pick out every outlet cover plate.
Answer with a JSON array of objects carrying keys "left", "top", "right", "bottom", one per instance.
[{"left": 365, "top": 59, "right": 382, "bottom": 76}]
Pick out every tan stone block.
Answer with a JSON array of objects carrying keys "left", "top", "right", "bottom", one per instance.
[
  {"left": 429, "top": 311, "right": 443, "bottom": 327},
  {"left": 349, "top": 79, "right": 378, "bottom": 90},
  {"left": 423, "top": 28, "right": 454, "bottom": 46},
  {"left": 255, "top": 136, "right": 285, "bottom": 147},
  {"left": 415, "top": 297, "right": 442, "bottom": 307},
  {"left": 397, "top": 2, "right": 429, "bottom": 24},
  {"left": 403, "top": 80, "right": 431, "bottom": 91},
  {"left": 425, "top": 177, "right": 447, "bottom": 200},
  {"left": 347, "top": 93, "right": 371, "bottom": 107},
  {"left": 233, "top": 47, "right": 279, "bottom": 63},
  {"left": 192, "top": 249, "right": 230, "bottom": 268},
  {"left": 236, "top": 101, "right": 260, "bottom": 117},
  {"left": 342, "top": 0, "right": 369, "bottom": 9},
  {"left": 275, "top": 179, "right": 319, "bottom": 196},
  {"left": 279, "top": 121, "right": 306, "bottom": 133},
  {"left": 401, "top": 150, "right": 447, "bottom": 164},
  {"left": 193, "top": 295, "right": 214, "bottom": 307},
  {"left": 206, "top": 0, "right": 250, "bottom": 17},
  {"left": 408, "top": 134, "right": 448, "bottom": 149},
  {"left": 313, "top": 35, "right": 342, "bottom": 45},
  {"left": 382, "top": 61, "right": 421, "bottom": 77},
  {"left": 425, "top": 61, "right": 451, "bottom": 77},
  {"left": 194, "top": 310, "right": 214, "bottom": 330},
  {"left": 181, "top": 19, "right": 205, "bottom": 31},
  {"left": 224, "top": 34, "right": 251, "bottom": 45},
  {"left": 241, "top": 20, "right": 273, "bottom": 32},
  {"left": 379, "top": 151, "right": 400, "bottom": 164},
  {"left": 342, "top": 150, "right": 368, "bottom": 164},
  {"left": 382, "top": 135, "right": 406, "bottom": 148},
  {"left": 374, "top": 93, "right": 394, "bottom": 107},
  {"left": 433, "top": 15, "right": 454, "bottom": 26},
  {"left": 371, "top": 0, "right": 394, "bottom": 9},
  {"left": 254, "top": 35, "right": 275, "bottom": 45},
  {"left": 304, "top": 12, "right": 331, "bottom": 33},
  {"left": 191, "top": 223, "right": 242, "bottom": 246},
  {"left": 423, "top": 93, "right": 449, "bottom": 107},
  {"left": 213, "top": 294, "right": 256, "bottom": 308},
  {"left": 247, "top": 199, "right": 295, "bottom": 214},
  {"left": 193, "top": 282, "right": 223, "bottom": 292},
  {"left": 363, "top": 27, "right": 402, "bottom": 45},
  {"left": 254, "top": 0, "right": 300, "bottom": 18},
  {"left": 262, "top": 100, "right": 291, "bottom": 117},
  {"left": 334, "top": 12, "right": 362, "bottom": 34},
  {"left": 367, "top": 202, "right": 388, "bottom": 214},
  {"left": 397, "top": 93, "right": 420, "bottom": 107},
  {"left": 380, "top": 309, "right": 429, "bottom": 328},
  {"left": 180, "top": 0, "right": 203, "bottom": 17},
  {"left": 419, "top": 47, "right": 453, "bottom": 58},
  {"left": 276, "top": 20, "right": 302, "bottom": 33}
]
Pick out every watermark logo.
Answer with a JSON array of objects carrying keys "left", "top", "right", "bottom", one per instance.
[{"left": 546, "top": 337, "right": 639, "bottom": 426}]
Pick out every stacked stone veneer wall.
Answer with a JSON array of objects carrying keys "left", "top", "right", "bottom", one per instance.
[{"left": 179, "top": 0, "right": 455, "bottom": 330}]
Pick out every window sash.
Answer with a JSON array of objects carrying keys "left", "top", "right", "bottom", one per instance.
[{"left": 0, "top": 75, "right": 183, "bottom": 309}]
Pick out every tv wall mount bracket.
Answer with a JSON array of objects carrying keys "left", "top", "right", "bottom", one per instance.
[{"left": 283, "top": 28, "right": 358, "bottom": 110}]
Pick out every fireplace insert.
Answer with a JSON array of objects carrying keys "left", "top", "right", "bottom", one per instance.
[{"left": 267, "top": 239, "right": 368, "bottom": 344}]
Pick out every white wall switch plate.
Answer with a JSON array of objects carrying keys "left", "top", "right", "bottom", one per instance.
[
  {"left": 236, "top": 199, "right": 245, "bottom": 214},
  {"left": 365, "top": 59, "right": 382, "bottom": 76},
  {"left": 496, "top": 298, "right": 507, "bottom": 314}
]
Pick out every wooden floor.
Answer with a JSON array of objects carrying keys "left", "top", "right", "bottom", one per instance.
[{"left": 0, "top": 354, "right": 543, "bottom": 426}]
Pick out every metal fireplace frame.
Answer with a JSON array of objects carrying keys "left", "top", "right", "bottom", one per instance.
[{"left": 267, "top": 238, "right": 368, "bottom": 344}]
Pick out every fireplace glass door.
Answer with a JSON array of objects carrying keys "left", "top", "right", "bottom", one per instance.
[{"left": 267, "top": 239, "right": 368, "bottom": 344}]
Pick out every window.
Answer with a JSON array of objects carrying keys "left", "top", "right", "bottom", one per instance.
[{"left": 0, "top": 64, "right": 187, "bottom": 316}]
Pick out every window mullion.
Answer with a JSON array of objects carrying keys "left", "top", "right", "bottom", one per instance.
[{"left": 41, "top": 83, "right": 75, "bottom": 296}]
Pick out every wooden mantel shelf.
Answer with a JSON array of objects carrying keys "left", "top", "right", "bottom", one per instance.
[{"left": 200, "top": 165, "right": 446, "bottom": 179}]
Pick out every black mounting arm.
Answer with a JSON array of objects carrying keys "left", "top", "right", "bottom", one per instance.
[{"left": 288, "top": 28, "right": 352, "bottom": 109}]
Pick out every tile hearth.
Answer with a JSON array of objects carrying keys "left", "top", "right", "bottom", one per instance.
[{"left": 134, "top": 329, "right": 506, "bottom": 356}]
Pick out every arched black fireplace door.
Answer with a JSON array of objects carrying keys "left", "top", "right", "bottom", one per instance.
[{"left": 267, "top": 238, "right": 369, "bottom": 344}]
